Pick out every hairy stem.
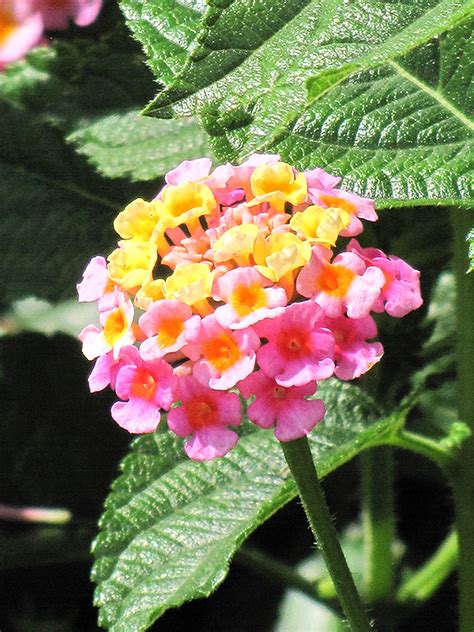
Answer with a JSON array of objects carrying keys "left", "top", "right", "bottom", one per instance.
[{"left": 281, "top": 437, "right": 373, "bottom": 631}]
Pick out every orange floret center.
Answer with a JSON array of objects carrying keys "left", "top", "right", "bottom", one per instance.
[
  {"left": 131, "top": 368, "right": 156, "bottom": 400},
  {"left": 316, "top": 264, "right": 355, "bottom": 296},
  {"left": 157, "top": 317, "right": 184, "bottom": 348},
  {"left": 202, "top": 333, "right": 242, "bottom": 373},
  {"left": 103, "top": 309, "right": 128, "bottom": 346},
  {"left": 279, "top": 330, "right": 310, "bottom": 359},
  {"left": 230, "top": 283, "right": 267, "bottom": 317},
  {"left": 318, "top": 194, "right": 356, "bottom": 215},
  {"left": 186, "top": 400, "right": 215, "bottom": 430},
  {"left": 0, "top": 11, "right": 17, "bottom": 44}
]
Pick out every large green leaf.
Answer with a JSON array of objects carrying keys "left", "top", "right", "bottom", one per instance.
[
  {"left": 142, "top": 0, "right": 472, "bottom": 206},
  {"left": 271, "top": 21, "right": 473, "bottom": 208},
  {"left": 92, "top": 380, "right": 402, "bottom": 631},
  {"left": 119, "top": 0, "right": 206, "bottom": 84}
]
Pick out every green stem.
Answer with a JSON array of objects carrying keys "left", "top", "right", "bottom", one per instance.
[
  {"left": 360, "top": 448, "right": 395, "bottom": 605},
  {"left": 451, "top": 207, "right": 474, "bottom": 632},
  {"left": 281, "top": 437, "right": 373, "bottom": 631},
  {"left": 387, "top": 429, "right": 452, "bottom": 468},
  {"left": 397, "top": 531, "right": 458, "bottom": 604},
  {"left": 235, "top": 545, "right": 341, "bottom": 616}
]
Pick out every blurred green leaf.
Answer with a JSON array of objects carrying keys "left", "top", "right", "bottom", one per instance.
[
  {"left": 92, "top": 380, "right": 404, "bottom": 630},
  {"left": 69, "top": 112, "right": 210, "bottom": 182}
]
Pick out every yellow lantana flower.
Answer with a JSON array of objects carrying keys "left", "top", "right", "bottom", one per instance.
[
  {"left": 253, "top": 232, "right": 311, "bottom": 282},
  {"left": 108, "top": 240, "right": 157, "bottom": 294},
  {"left": 113, "top": 198, "right": 160, "bottom": 242},
  {"left": 289, "top": 205, "right": 348, "bottom": 247},
  {"left": 249, "top": 162, "right": 307, "bottom": 211}
]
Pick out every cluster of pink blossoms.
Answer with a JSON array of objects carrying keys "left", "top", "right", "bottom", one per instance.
[
  {"left": 77, "top": 154, "right": 423, "bottom": 461},
  {"left": 0, "top": 0, "right": 102, "bottom": 69}
]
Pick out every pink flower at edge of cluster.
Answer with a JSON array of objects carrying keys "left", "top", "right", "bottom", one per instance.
[
  {"left": 319, "top": 315, "right": 384, "bottom": 381},
  {"left": 111, "top": 347, "right": 176, "bottom": 434},
  {"left": 167, "top": 376, "right": 242, "bottom": 460},
  {"left": 239, "top": 370, "right": 326, "bottom": 442},
  {"left": 347, "top": 239, "right": 423, "bottom": 317},
  {"left": 36, "top": 0, "right": 103, "bottom": 30},
  {"left": 0, "top": 0, "right": 102, "bottom": 70},
  {"left": 0, "top": 1, "right": 43, "bottom": 67}
]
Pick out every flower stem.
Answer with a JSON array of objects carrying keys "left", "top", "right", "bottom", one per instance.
[
  {"left": 451, "top": 208, "right": 474, "bottom": 632},
  {"left": 281, "top": 436, "right": 373, "bottom": 631},
  {"left": 397, "top": 531, "right": 458, "bottom": 604},
  {"left": 360, "top": 448, "right": 395, "bottom": 605}
]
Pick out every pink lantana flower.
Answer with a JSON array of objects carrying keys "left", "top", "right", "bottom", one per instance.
[
  {"left": 164, "top": 157, "right": 212, "bottom": 187},
  {"left": 87, "top": 345, "right": 138, "bottom": 392},
  {"left": 320, "top": 315, "right": 384, "bottom": 380},
  {"left": 254, "top": 301, "right": 335, "bottom": 388},
  {"left": 167, "top": 376, "right": 242, "bottom": 460},
  {"left": 184, "top": 315, "right": 260, "bottom": 390},
  {"left": 296, "top": 245, "right": 385, "bottom": 319},
  {"left": 347, "top": 240, "right": 423, "bottom": 317},
  {"left": 212, "top": 267, "right": 287, "bottom": 329},
  {"left": 76, "top": 256, "right": 111, "bottom": 303},
  {"left": 111, "top": 346, "right": 176, "bottom": 434},
  {"left": 308, "top": 188, "right": 377, "bottom": 237},
  {"left": 0, "top": 1, "right": 43, "bottom": 68},
  {"left": 238, "top": 370, "right": 325, "bottom": 441},
  {"left": 79, "top": 290, "right": 135, "bottom": 360},
  {"left": 138, "top": 299, "right": 201, "bottom": 360},
  {"left": 37, "top": 0, "right": 102, "bottom": 29},
  {"left": 304, "top": 167, "right": 341, "bottom": 192}
]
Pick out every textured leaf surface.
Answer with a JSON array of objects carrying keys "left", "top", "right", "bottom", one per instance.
[
  {"left": 142, "top": 0, "right": 472, "bottom": 207},
  {"left": 70, "top": 112, "right": 210, "bottom": 182},
  {"left": 92, "top": 380, "right": 401, "bottom": 631},
  {"left": 272, "top": 21, "right": 474, "bottom": 207},
  {"left": 119, "top": 0, "right": 206, "bottom": 84}
]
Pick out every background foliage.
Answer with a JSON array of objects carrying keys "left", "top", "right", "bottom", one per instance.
[{"left": 0, "top": 0, "right": 471, "bottom": 630}]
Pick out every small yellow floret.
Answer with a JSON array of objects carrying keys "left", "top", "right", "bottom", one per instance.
[
  {"left": 212, "top": 224, "right": 259, "bottom": 266},
  {"left": 164, "top": 263, "right": 213, "bottom": 307},
  {"left": 0, "top": 11, "right": 17, "bottom": 45},
  {"left": 107, "top": 240, "right": 157, "bottom": 294},
  {"left": 156, "top": 182, "right": 216, "bottom": 231},
  {"left": 253, "top": 233, "right": 311, "bottom": 281},
  {"left": 114, "top": 198, "right": 160, "bottom": 242},
  {"left": 103, "top": 308, "right": 129, "bottom": 346},
  {"left": 289, "top": 205, "right": 347, "bottom": 246},
  {"left": 134, "top": 279, "right": 165, "bottom": 310},
  {"left": 250, "top": 162, "right": 307, "bottom": 211}
]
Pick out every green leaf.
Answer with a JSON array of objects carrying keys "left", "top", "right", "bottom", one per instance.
[
  {"left": 143, "top": 1, "right": 472, "bottom": 207},
  {"left": 468, "top": 227, "right": 474, "bottom": 272},
  {"left": 92, "top": 380, "right": 400, "bottom": 631},
  {"left": 273, "top": 22, "right": 474, "bottom": 208},
  {"left": 69, "top": 112, "right": 210, "bottom": 182},
  {"left": 0, "top": 98, "right": 129, "bottom": 303},
  {"left": 118, "top": 0, "right": 206, "bottom": 85}
]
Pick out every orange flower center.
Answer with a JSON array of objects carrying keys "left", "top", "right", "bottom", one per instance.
[
  {"left": 316, "top": 264, "right": 355, "bottom": 296},
  {"left": 0, "top": 11, "right": 17, "bottom": 45},
  {"left": 279, "top": 330, "right": 310, "bottom": 359},
  {"left": 230, "top": 283, "right": 267, "bottom": 316},
  {"left": 103, "top": 308, "right": 128, "bottom": 346},
  {"left": 157, "top": 317, "right": 184, "bottom": 348},
  {"left": 186, "top": 400, "right": 214, "bottom": 430},
  {"left": 131, "top": 368, "right": 156, "bottom": 400},
  {"left": 318, "top": 193, "right": 356, "bottom": 215},
  {"left": 202, "top": 333, "right": 242, "bottom": 373},
  {"left": 273, "top": 386, "right": 286, "bottom": 399}
]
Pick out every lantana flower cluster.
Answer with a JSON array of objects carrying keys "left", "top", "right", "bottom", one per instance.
[
  {"left": 78, "top": 155, "right": 422, "bottom": 461},
  {"left": 0, "top": 0, "right": 102, "bottom": 69}
]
